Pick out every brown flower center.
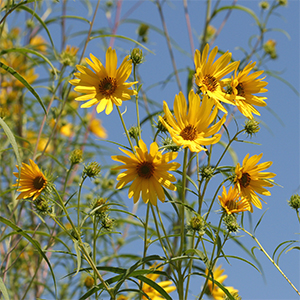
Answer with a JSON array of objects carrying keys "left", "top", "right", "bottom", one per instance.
[
  {"left": 202, "top": 75, "right": 218, "bottom": 92},
  {"left": 240, "top": 172, "right": 251, "bottom": 188},
  {"left": 180, "top": 124, "right": 197, "bottom": 141},
  {"left": 136, "top": 161, "right": 155, "bottom": 179},
  {"left": 226, "top": 200, "right": 238, "bottom": 211},
  {"left": 99, "top": 77, "right": 117, "bottom": 96},
  {"left": 33, "top": 176, "right": 46, "bottom": 190},
  {"left": 236, "top": 83, "right": 245, "bottom": 97}
]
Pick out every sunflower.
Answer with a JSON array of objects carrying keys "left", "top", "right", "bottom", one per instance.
[
  {"left": 205, "top": 265, "right": 238, "bottom": 300},
  {"left": 111, "top": 139, "right": 180, "bottom": 206},
  {"left": 194, "top": 44, "right": 239, "bottom": 113},
  {"left": 159, "top": 90, "right": 226, "bottom": 153},
  {"left": 218, "top": 186, "right": 251, "bottom": 214},
  {"left": 234, "top": 153, "right": 276, "bottom": 211},
  {"left": 13, "top": 159, "right": 47, "bottom": 200},
  {"left": 221, "top": 61, "right": 268, "bottom": 119},
  {"left": 141, "top": 263, "right": 176, "bottom": 300},
  {"left": 87, "top": 114, "right": 108, "bottom": 139},
  {"left": 69, "top": 47, "right": 137, "bottom": 115}
]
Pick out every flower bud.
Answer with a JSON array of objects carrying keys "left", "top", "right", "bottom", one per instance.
[
  {"left": 244, "top": 119, "right": 260, "bottom": 137},
  {"left": 263, "top": 39, "right": 277, "bottom": 59},
  {"left": 223, "top": 214, "right": 239, "bottom": 232},
  {"left": 200, "top": 165, "right": 214, "bottom": 180},
  {"left": 288, "top": 194, "right": 300, "bottom": 210},
  {"left": 83, "top": 162, "right": 101, "bottom": 178},
  {"left": 130, "top": 48, "right": 144, "bottom": 65},
  {"left": 128, "top": 125, "right": 140, "bottom": 140},
  {"left": 162, "top": 137, "right": 180, "bottom": 152},
  {"left": 188, "top": 215, "right": 205, "bottom": 235},
  {"left": 84, "top": 276, "right": 95, "bottom": 289},
  {"left": 259, "top": 1, "right": 270, "bottom": 9},
  {"left": 69, "top": 149, "right": 83, "bottom": 165}
]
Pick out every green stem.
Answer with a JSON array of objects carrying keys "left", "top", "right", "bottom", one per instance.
[
  {"left": 133, "top": 63, "right": 141, "bottom": 141},
  {"left": 116, "top": 106, "right": 135, "bottom": 153},
  {"left": 184, "top": 232, "right": 195, "bottom": 300},
  {"left": 177, "top": 148, "right": 188, "bottom": 299},
  {"left": 77, "top": 175, "right": 87, "bottom": 235},
  {"left": 242, "top": 228, "right": 300, "bottom": 297}
]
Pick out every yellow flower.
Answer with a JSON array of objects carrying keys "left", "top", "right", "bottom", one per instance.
[
  {"left": 221, "top": 61, "right": 268, "bottom": 119},
  {"left": 234, "top": 153, "right": 276, "bottom": 211},
  {"left": 29, "top": 35, "right": 47, "bottom": 53},
  {"left": 26, "top": 131, "right": 53, "bottom": 153},
  {"left": 13, "top": 160, "right": 47, "bottom": 200},
  {"left": 194, "top": 44, "right": 239, "bottom": 113},
  {"left": 69, "top": 47, "right": 137, "bottom": 115},
  {"left": 159, "top": 90, "right": 226, "bottom": 153},
  {"left": 88, "top": 114, "right": 108, "bottom": 139},
  {"left": 111, "top": 139, "right": 180, "bottom": 206},
  {"left": 205, "top": 265, "right": 238, "bottom": 300},
  {"left": 218, "top": 186, "right": 251, "bottom": 214},
  {"left": 142, "top": 263, "right": 176, "bottom": 300}
]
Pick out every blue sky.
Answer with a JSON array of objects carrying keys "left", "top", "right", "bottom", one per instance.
[{"left": 3, "top": 0, "right": 300, "bottom": 299}]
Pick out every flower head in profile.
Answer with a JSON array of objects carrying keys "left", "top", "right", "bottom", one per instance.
[
  {"left": 87, "top": 114, "right": 107, "bottom": 139},
  {"left": 218, "top": 186, "right": 251, "bottom": 214},
  {"left": 222, "top": 61, "right": 268, "bottom": 119},
  {"left": 205, "top": 265, "right": 238, "bottom": 300},
  {"left": 142, "top": 263, "right": 176, "bottom": 300},
  {"left": 69, "top": 47, "right": 137, "bottom": 115},
  {"left": 159, "top": 90, "right": 226, "bottom": 153},
  {"left": 234, "top": 153, "right": 276, "bottom": 211},
  {"left": 13, "top": 160, "right": 47, "bottom": 200},
  {"left": 194, "top": 44, "right": 239, "bottom": 113},
  {"left": 112, "top": 139, "right": 180, "bottom": 206}
]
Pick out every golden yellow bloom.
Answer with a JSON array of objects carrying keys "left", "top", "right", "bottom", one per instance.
[
  {"left": 65, "top": 45, "right": 79, "bottom": 56},
  {"left": 221, "top": 61, "right": 268, "bottom": 119},
  {"left": 205, "top": 265, "right": 238, "bottom": 300},
  {"left": 142, "top": 263, "right": 176, "bottom": 300},
  {"left": 69, "top": 47, "right": 137, "bottom": 115},
  {"left": 88, "top": 114, "right": 107, "bottom": 139},
  {"left": 112, "top": 139, "right": 180, "bottom": 206},
  {"left": 26, "top": 131, "right": 53, "bottom": 153},
  {"left": 13, "top": 160, "right": 47, "bottom": 200},
  {"left": 159, "top": 90, "right": 226, "bottom": 153},
  {"left": 194, "top": 44, "right": 239, "bottom": 113},
  {"left": 218, "top": 186, "right": 251, "bottom": 214},
  {"left": 29, "top": 35, "right": 47, "bottom": 53},
  {"left": 234, "top": 153, "right": 276, "bottom": 211}
]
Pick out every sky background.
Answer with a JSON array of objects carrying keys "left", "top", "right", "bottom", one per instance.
[{"left": 4, "top": 0, "right": 300, "bottom": 299}]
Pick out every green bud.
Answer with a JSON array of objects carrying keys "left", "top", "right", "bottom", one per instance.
[
  {"left": 162, "top": 137, "right": 180, "bottom": 152},
  {"left": 244, "top": 119, "right": 260, "bottom": 137},
  {"left": 288, "top": 194, "right": 300, "bottom": 210},
  {"left": 128, "top": 125, "right": 140, "bottom": 140},
  {"left": 69, "top": 149, "right": 83, "bottom": 165},
  {"left": 223, "top": 214, "right": 239, "bottom": 232},
  {"left": 83, "top": 162, "right": 101, "bottom": 178},
  {"left": 200, "top": 165, "right": 214, "bottom": 180},
  {"left": 130, "top": 48, "right": 144, "bottom": 65},
  {"left": 188, "top": 215, "right": 205, "bottom": 235},
  {"left": 259, "top": 1, "right": 270, "bottom": 9}
]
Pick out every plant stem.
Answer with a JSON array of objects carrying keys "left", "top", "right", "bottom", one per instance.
[{"left": 242, "top": 228, "right": 300, "bottom": 297}]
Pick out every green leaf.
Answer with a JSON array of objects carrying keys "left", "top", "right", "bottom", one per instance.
[
  {"left": 212, "top": 5, "right": 260, "bottom": 27},
  {"left": 18, "top": 5, "right": 57, "bottom": 57},
  {"left": 0, "top": 47, "right": 57, "bottom": 77},
  {"left": 73, "top": 240, "right": 81, "bottom": 277},
  {"left": 0, "top": 117, "right": 22, "bottom": 173},
  {"left": 0, "top": 277, "right": 10, "bottom": 300},
  {"left": 0, "top": 216, "right": 57, "bottom": 297},
  {"left": 0, "top": 62, "right": 47, "bottom": 115},
  {"left": 136, "top": 275, "right": 173, "bottom": 300}
]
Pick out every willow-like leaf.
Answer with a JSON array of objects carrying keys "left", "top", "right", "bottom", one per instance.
[
  {"left": 0, "top": 117, "right": 22, "bottom": 173},
  {"left": 0, "top": 62, "right": 47, "bottom": 115},
  {"left": 0, "top": 277, "right": 10, "bottom": 300},
  {"left": 0, "top": 216, "right": 57, "bottom": 297}
]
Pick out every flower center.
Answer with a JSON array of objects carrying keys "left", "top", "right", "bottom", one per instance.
[
  {"left": 180, "top": 124, "right": 197, "bottom": 141},
  {"left": 236, "top": 83, "right": 245, "bottom": 97},
  {"left": 240, "top": 172, "right": 251, "bottom": 188},
  {"left": 202, "top": 75, "right": 218, "bottom": 92},
  {"left": 137, "top": 161, "right": 155, "bottom": 179},
  {"left": 226, "top": 200, "right": 238, "bottom": 211},
  {"left": 98, "top": 77, "right": 117, "bottom": 96},
  {"left": 33, "top": 176, "right": 46, "bottom": 190}
]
